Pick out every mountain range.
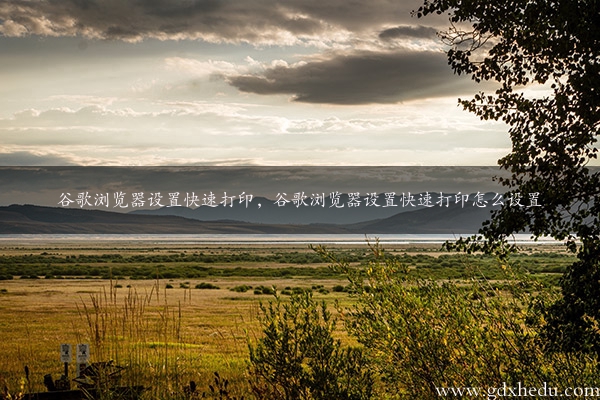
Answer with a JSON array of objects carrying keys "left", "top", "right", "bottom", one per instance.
[
  {"left": 0, "top": 196, "right": 499, "bottom": 234},
  {"left": 129, "top": 192, "right": 501, "bottom": 225}
]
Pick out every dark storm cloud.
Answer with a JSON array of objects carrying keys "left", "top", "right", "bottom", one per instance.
[
  {"left": 0, "top": 0, "right": 430, "bottom": 42},
  {"left": 227, "top": 50, "right": 473, "bottom": 104},
  {"left": 141, "top": 0, "right": 222, "bottom": 18},
  {"left": 379, "top": 25, "right": 438, "bottom": 40}
]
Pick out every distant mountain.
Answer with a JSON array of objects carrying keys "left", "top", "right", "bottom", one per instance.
[
  {"left": 348, "top": 203, "right": 498, "bottom": 234},
  {"left": 129, "top": 192, "right": 499, "bottom": 225},
  {"left": 0, "top": 201, "right": 500, "bottom": 234},
  {"left": 129, "top": 194, "right": 417, "bottom": 224},
  {"left": 0, "top": 204, "right": 352, "bottom": 234}
]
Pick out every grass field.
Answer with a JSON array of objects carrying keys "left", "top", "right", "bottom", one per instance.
[
  {"left": 0, "top": 243, "right": 364, "bottom": 397},
  {"left": 0, "top": 241, "right": 575, "bottom": 398}
]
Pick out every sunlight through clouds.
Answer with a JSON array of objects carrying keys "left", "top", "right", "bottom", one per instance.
[{"left": 0, "top": 0, "right": 514, "bottom": 166}]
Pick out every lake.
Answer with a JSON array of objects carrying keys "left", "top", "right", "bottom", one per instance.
[{"left": 0, "top": 233, "right": 560, "bottom": 245}]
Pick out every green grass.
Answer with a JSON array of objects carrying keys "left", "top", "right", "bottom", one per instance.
[
  {"left": 0, "top": 242, "right": 576, "bottom": 398},
  {"left": 0, "top": 247, "right": 575, "bottom": 283}
]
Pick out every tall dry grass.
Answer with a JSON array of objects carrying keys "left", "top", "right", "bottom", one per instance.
[
  {"left": 74, "top": 277, "right": 234, "bottom": 398},
  {"left": 0, "top": 275, "right": 254, "bottom": 399}
]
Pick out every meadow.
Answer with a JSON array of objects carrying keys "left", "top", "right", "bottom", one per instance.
[{"left": 0, "top": 241, "right": 578, "bottom": 398}]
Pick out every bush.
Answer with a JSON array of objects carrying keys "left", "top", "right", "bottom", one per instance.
[
  {"left": 253, "top": 285, "right": 275, "bottom": 295},
  {"left": 313, "top": 242, "right": 600, "bottom": 399},
  {"left": 291, "top": 287, "right": 310, "bottom": 295},
  {"left": 248, "top": 292, "right": 373, "bottom": 399},
  {"left": 195, "top": 282, "right": 220, "bottom": 290},
  {"left": 230, "top": 285, "right": 252, "bottom": 293},
  {"left": 332, "top": 285, "right": 346, "bottom": 293}
]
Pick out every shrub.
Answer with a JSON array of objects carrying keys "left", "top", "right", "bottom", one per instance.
[
  {"left": 20, "top": 275, "right": 39, "bottom": 279},
  {"left": 313, "top": 242, "right": 600, "bottom": 399},
  {"left": 291, "top": 287, "right": 310, "bottom": 295},
  {"left": 195, "top": 282, "right": 220, "bottom": 290},
  {"left": 332, "top": 285, "right": 346, "bottom": 293},
  {"left": 248, "top": 292, "right": 373, "bottom": 399},
  {"left": 230, "top": 285, "right": 252, "bottom": 293},
  {"left": 253, "top": 285, "right": 275, "bottom": 295}
]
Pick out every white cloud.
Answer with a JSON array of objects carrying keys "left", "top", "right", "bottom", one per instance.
[
  {"left": 0, "top": 19, "right": 28, "bottom": 36},
  {"left": 164, "top": 57, "right": 248, "bottom": 77}
]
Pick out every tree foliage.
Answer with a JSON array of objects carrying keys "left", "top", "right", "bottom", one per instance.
[
  {"left": 247, "top": 292, "right": 373, "bottom": 400},
  {"left": 314, "top": 242, "right": 600, "bottom": 399},
  {"left": 417, "top": 0, "right": 600, "bottom": 352}
]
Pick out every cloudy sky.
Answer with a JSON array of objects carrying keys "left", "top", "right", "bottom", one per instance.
[{"left": 0, "top": 0, "right": 515, "bottom": 166}]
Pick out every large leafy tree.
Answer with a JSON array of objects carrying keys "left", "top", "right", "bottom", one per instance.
[{"left": 417, "top": 0, "right": 600, "bottom": 352}]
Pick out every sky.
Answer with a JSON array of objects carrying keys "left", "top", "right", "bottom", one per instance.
[{"left": 0, "top": 0, "right": 516, "bottom": 167}]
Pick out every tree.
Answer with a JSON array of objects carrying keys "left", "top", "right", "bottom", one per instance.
[
  {"left": 313, "top": 242, "right": 600, "bottom": 398},
  {"left": 416, "top": 0, "right": 600, "bottom": 352},
  {"left": 248, "top": 292, "right": 373, "bottom": 399}
]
